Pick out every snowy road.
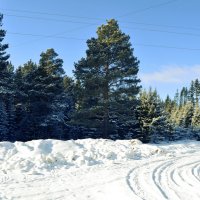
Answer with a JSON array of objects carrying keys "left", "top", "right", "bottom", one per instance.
[
  {"left": 0, "top": 139, "right": 200, "bottom": 199},
  {"left": 127, "top": 154, "right": 200, "bottom": 200}
]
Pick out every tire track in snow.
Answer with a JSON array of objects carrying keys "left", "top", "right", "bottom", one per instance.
[
  {"left": 192, "top": 163, "right": 200, "bottom": 181},
  {"left": 127, "top": 153, "right": 200, "bottom": 200}
]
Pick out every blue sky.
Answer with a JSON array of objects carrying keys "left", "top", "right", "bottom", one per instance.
[{"left": 0, "top": 0, "right": 200, "bottom": 98}]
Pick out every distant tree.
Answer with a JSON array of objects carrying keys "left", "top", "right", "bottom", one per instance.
[
  {"left": 164, "top": 95, "right": 176, "bottom": 114},
  {"left": 73, "top": 19, "right": 140, "bottom": 138},
  {"left": 192, "top": 105, "right": 200, "bottom": 127},
  {"left": 180, "top": 87, "right": 188, "bottom": 107},
  {"left": 137, "top": 89, "right": 172, "bottom": 143},
  {"left": 174, "top": 89, "right": 179, "bottom": 106},
  {"left": 194, "top": 79, "right": 200, "bottom": 106},
  {"left": 188, "top": 81, "right": 195, "bottom": 106}
]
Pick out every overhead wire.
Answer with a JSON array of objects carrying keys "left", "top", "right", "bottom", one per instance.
[
  {"left": 0, "top": 1, "right": 178, "bottom": 21},
  {"left": 9, "top": 23, "right": 96, "bottom": 47},
  {"left": 2, "top": 0, "right": 199, "bottom": 52},
  {"left": 2, "top": 0, "right": 199, "bottom": 32},
  {"left": 117, "top": 0, "right": 178, "bottom": 18},
  {"left": 7, "top": 32, "right": 200, "bottom": 51},
  {"left": 3, "top": 8, "right": 200, "bottom": 32},
  {"left": 4, "top": 12, "right": 200, "bottom": 32}
]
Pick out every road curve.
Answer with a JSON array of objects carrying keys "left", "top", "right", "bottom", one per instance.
[{"left": 127, "top": 153, "right": 200, "bottom": 200}]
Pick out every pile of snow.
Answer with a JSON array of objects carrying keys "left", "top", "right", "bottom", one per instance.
[
  {"left": 0, "top": 139, "right": 142, "bottom": 175},
  {"left": 1, "top": 138, "right": 199, "bottom": 176}
]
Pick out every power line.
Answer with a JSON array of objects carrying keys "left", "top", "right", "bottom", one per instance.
[
  {"left": 2, "top": 1, "right": 199, "bottom": 32},
  {"left": 7, "top": 24, "right": 200, "bottom": 40},
  {"left": 7, "top": 32, "right": 200, "bottom": 51},
  {"left": 134, "top": 43, "right": 200, "bottom": 51},
  {"left": 117, "top": 0, "right": 178, "bottom": 18},
  {"left": 0, "top": 1, "right": 178, "bottom": 21},
  {"left": 10, "top": 24, "right": 95, "bottom": 47},
  {"left": 122, "top": 26, "right": 200, "bottom": 37},
  {"left": 4, "top": 14, "right": 97, "bottom": 25},
  {"left": 120, "top": 21, "right": 200, "bottom": 31},
  {"left": 8, "top": 32, "right": 85, "bottom": 40},
  {"left": 0, "top": 8, "right": 103, "bottom": 21},
  {"left": 4, "top": 12, "right": 200, "bottom": 33}
]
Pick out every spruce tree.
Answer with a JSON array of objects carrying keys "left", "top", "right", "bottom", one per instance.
[
  {"left": 73, "top": 19, "right": 140, "bottom": 138},
  {"left": 0, "top": 14, "right": 12, "bottom": 97},
  {"left": 188, "top": 81, "right": 195, "bottom": 106},
  {"left": 0, "top": 14, "right": 16, "bottom": 141},
  {"left": 0, "top": 98, "right": 8, "bottom": 140},
  {"left": 192, "top": 105, "right": 200, "bottom": 127},
  {"left": 137, "top": 89, "right": 172, "bottom": 143},
  {"left": 194, "top": 79, "right": 200, "bottom": 106},
  {"left": 0, "top": 14, "right": 9, "bottom": 73}
]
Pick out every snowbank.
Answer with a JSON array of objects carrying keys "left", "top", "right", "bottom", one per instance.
[{"left": 1, "top": 138, "right": 199, "bottom": 175}]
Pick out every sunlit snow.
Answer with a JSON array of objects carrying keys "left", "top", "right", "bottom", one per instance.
[{"left": 0, "top": 139, "right": 200, "bottom": 199}]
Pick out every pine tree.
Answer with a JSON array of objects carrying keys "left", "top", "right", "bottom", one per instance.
[{"left": 73, "top": 19, "right": 140, "bottom": 138}]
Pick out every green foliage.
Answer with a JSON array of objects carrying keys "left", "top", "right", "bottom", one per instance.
[
  {"left": 14, "top": 49, "right": 73, "bottom": 140},
  {"left": 0, "top": 14, "right": 16, "bottom": 140},
  {"left": 0, "top": 14, "right": 9, "bottom": 71},
  {"left": 164, "top": 78, "right": 200, "bottom": 140},
  {"left": 73, "top": 19, "right": 140, "bottom": 138},
  {"left": 137, "top": 89, "right": 172, "bottom": 143}
]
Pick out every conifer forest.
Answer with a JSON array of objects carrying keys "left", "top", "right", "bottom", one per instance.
[{"left": 1, "top": 14, "right": 200, "bottom": 143}]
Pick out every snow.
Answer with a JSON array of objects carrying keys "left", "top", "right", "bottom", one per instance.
[{"left": 0, "top": 139, "right": 200, "bottom": 199}]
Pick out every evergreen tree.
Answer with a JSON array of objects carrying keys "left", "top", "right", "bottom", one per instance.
[
  {"left": 73, "top": 19, "right": 140, "bottom": 138},
  {"left": 137, "top": 89, "right": 172, "bottom": 143},
  {"left": 164, "top": 95, "right": 176, "bottom": 114},
  {"left": 194, "top": 79, "right": 200, "bottom": 106},
  {"left": 180, "top": 87, "right": 188, "bottom": 107},
  {"left": 174, "top": 89, "right": 179, "bottom": 106},
  {"left": 192, "top": 105, "right": 200, "bottom": 127},
  {"left": 0, "top": 14, "right": 9, "bottom": 73},
  {"left": 0, "top": 98, "right": 8, "bottom": 140},
  {"left": 182, "top": 102, "right": 193, "bottom": 128},
  {"left": 0, "top": 14, "right": 12, "bottom": 97},
  {"left": 14, "top": 61, "right": 38, "bottom": 140},
  {"left": 188, "top": 81, "right": 195, "bottom": 106},
  {"left": 0, "top": 14, "right": 16, "bottom": 141}
]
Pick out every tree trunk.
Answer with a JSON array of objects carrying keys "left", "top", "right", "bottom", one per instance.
[{"left": 102, "top": 64, "right": 109, "bottom": 138}]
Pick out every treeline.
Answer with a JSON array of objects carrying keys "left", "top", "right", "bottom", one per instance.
[
  {"left": 164, "top": 79, "right": 200, "bottom": 140},
  {"left": 0, "top": 14, "right": 199, "bottom": 142}
]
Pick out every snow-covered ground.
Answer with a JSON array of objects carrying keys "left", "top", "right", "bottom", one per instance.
[{"left": 0, "top": 139, "right": 200, "bottom": 200}]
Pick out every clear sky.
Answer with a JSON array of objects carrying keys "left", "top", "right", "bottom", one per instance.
[{"left": 0, "top": 0, "right": 200, "bottom": 98}]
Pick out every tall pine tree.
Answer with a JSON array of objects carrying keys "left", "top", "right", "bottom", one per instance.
[{"left": 73, "top": 19, "right": 140, "bottom": 138}]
